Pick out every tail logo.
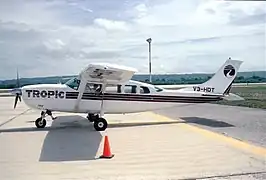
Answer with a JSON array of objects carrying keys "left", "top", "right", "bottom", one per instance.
[{"left": 223, "top": 65, "right": 235, "bottom": 78}]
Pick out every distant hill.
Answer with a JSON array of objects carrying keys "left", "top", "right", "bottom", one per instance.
[{"left": 0, "top": 71, "right": 265, "bottom": 89}]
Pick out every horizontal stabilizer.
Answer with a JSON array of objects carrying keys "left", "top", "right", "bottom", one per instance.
[{"left": 223, "top": 93, "right": 245, "bottom": 101}]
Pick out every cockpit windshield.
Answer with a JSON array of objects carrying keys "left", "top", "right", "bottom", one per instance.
[{"left": 65, "top": 77, "right": 80, "bottom": 90}]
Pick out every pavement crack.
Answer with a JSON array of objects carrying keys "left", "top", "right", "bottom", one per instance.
[
  {"left": 179, "top": 171, "right": 266, "bottom": 180},
  {"left": 0, "top": 108, "right": 31, "bottom": 127}
]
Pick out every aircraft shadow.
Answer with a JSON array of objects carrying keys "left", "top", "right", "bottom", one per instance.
[
  {"left": 38, "top": 115, "right": 102, "bottom": 162},
  {"left": 180, "top": 117, "right": 235, "bottom": 128},
  {"left": 0, "top": 115, "right": 182, "bottom": 162}
]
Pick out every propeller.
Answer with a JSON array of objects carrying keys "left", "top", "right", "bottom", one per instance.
[
  {"left": 14, "top": 91, "right": 21, "bottom": 109},
  {"left": 11, "top": 69, "right": 22, "bottom": 109}
]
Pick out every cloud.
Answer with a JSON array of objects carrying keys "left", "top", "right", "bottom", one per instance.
[
  {"left": 229, "top": 13, "right": 266, "bottom": 26},
  {"left": 93, "top": 18, "right": 129, "bottom": 31},
  {"left": 0, "top": 0, "right": 265, "bottom": 79}
]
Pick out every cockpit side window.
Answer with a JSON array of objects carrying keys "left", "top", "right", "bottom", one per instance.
[
  {"left": 140, "top": 86, "right": 150, "bottom": 94},
  {"left": 65, "top": 78, "right": 80, "bottom": 90}
]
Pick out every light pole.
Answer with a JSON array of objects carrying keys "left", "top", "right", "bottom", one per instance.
[{"left": 146, "top": 38, "right": 152, "bottom": 83}]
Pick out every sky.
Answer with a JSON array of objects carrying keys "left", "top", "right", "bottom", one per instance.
[{"left": 0, "top": 0, "right": 265, "bottom": 80}]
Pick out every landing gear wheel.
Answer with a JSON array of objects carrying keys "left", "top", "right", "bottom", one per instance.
[
  {"left": 35, "top": 117, "right": 46, "bottom": 128},
  {"left": 94, "top": 118, "right": 108, "bottom": 131}
]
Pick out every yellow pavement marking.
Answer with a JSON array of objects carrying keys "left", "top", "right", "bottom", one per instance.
[
  {"left": 106, "top": 112, "right": 178, "bottom": 126},
  {"left": 145, "top": 111, "right": 266, "bottom": 158}
]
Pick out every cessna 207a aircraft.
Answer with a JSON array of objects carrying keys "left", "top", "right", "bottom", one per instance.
[{"left": 11, "top": 58, "right": 243, "bottom": 131}]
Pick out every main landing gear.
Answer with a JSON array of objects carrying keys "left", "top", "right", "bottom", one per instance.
[
  {"left": 35, "top": 110, "right": 56, "bottom": 128},
  {"left": 87, "top": 113, "right": 108, "bottom": 131},
  {"left": 34, "top": 111, "right": 107, "bottom": 131}
]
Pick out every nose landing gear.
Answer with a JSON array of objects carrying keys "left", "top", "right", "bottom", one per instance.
[
  {"left": 87, "top": 113, "right": 108, "bottom": 131},
  {"left": 35, "top": 110, "right": 56, "bottom": 128}
]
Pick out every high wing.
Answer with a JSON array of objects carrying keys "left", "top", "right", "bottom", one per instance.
[
  {"left": 79, "top": 62, "right": 137, "bottom": 84},
  {"left": 73, "top": 63, "right": 137, "bottom": 113}
]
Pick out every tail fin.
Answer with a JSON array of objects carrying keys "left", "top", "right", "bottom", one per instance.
[{"left": 180, "top": 58, "right": 243, "bottom": 95}]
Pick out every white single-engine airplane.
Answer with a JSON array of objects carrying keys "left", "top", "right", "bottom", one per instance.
[{"left": 11, "top": 58, "right": 244, "bottom": 131}]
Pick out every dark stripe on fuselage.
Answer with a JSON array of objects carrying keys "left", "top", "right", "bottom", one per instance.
[{"left": 65, "top": 92, "right": 222, "bottom": 103}]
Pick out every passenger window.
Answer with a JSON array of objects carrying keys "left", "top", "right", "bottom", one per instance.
[
  {"left": 84, "top": 84, "right": 122, "bottom": 94},
  {"left": 124, "top": 85, "right": 137, "bottom": 93},
  {"left": 105, "top": 84, "right": 118, "bottom": 93},
  {"left": 140, "top": 86, "right": 150, "bottom": 94}
]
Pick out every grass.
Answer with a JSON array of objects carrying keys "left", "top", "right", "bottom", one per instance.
[{"left": 213, "top": 85, "right": 266, "bottom": 109}]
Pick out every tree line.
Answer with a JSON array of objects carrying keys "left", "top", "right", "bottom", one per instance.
[{"left": 145, "top": 75, "right": 266, "bottom": 85}]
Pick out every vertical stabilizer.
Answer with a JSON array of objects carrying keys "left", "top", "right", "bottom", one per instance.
[{"left": 180, "top": 58, "right": 243, "bottom": 95}]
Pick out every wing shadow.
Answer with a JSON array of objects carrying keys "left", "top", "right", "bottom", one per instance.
[
  {"left": 39, "top": 115, "right": 102, "bottom": 162},
  {"left": 0, "top": 114, "right": 182, "bottom": 162},
  {"left": 181, "top": 117, "right": 235, "bottom": 128}
]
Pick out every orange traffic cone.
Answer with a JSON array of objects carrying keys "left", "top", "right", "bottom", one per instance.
[{"left": 100, "top": 135, "right": 114, "bottom": 159}]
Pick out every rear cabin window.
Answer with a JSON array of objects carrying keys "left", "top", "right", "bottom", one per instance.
[
  {"left": 105, "top": 84, "right": 118, "bottom": 93},
  {"left": 140, "top": 86, "right": 150, "bottom": 94}
]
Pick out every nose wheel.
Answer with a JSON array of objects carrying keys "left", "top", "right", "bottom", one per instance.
[
  {"left": 35, "top": 110, "right": 56, "bottom": 128},
  {"left": 35, "top": 117, "right": 46, "bottom": 128}
]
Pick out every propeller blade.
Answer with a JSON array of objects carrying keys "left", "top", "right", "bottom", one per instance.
[
  {"left": 14, "top": 94, "right": 19, "bottom": 109},
  {"left": 18, "top": 95, "right": 21, "bottom": 102}
]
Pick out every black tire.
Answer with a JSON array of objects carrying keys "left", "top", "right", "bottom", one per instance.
[
  {"left": 35, "top": 117, "right": 46, "bottom": 128},
  {"left": 93, "top": 118, "right": 108, "bottom": 131}
]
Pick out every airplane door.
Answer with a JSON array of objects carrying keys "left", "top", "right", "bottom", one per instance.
[{"left": 80, "top": 82, "right": 103, "bottom": 113}]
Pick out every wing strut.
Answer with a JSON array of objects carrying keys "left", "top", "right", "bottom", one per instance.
[
  {"left": 99, "top": 81, "right": 107, "bottom": 117},
  {"left": 74, "top": 76, "right": 87, "bottom": 112}
]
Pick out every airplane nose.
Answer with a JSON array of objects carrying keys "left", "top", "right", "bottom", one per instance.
[{"left": 9, "top": 87, "right": 22, "bottom": 109}]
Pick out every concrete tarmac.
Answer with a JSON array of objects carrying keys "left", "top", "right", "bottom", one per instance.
[
  {"left": 0, "top": 97, "right": 266, "bottom": 180},
  {"left": 154, "top": 103, "right": 266, "bottom": 148}
]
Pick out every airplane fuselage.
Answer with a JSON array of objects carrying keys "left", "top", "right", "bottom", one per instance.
[
  {"left": 10, "top": 59, "right": 243, "bottom": 131},
  {"left": 20, "top": 80, "right": 223, "bottom": 114}
]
